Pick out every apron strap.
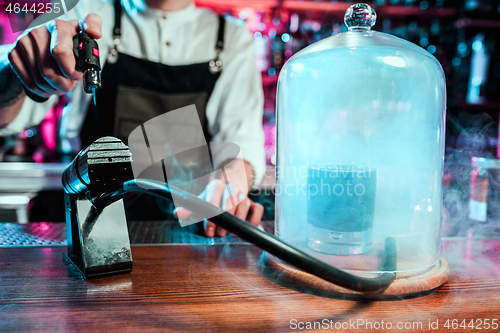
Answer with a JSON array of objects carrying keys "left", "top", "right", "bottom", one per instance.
[
  {"left": 216, "top": 15, "right": 225, "bottom": 51},
  {"left": 113, "top": 0, "right": 122, "bottom": 38},
  {"left": 107, "top": 0, "right": 122, "bottom": 63},
  {"left": 209, "top": 15, "right": 225, "bottom": 73}
]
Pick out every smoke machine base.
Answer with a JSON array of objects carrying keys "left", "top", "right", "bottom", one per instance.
[{"left": 262, "top": 252, "right": 450, "bottom": 299}]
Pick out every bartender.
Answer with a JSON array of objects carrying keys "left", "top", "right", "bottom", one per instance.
[{"left": 0, "top": 0, "right": 265, "bottom": 237}]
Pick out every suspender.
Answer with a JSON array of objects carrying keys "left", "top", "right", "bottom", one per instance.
[
  {"left": 216, "top": 15, "right": 225, "bottom": 51},
  {"left": 113, "top": 0, "right": 122, "bottom": 38},
  {"left": 107, "top": 0, "right": 122, "bottom": 64},
  {"left": 111, "top": 0, "right": 225, "bottom": 72},
  {"left": 209, "top": 15, "right": 225, "bottom": 73}
]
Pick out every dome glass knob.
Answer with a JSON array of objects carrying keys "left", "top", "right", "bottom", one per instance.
[{"left": 344, "top": 3, "right": 377, "bottom": 31}]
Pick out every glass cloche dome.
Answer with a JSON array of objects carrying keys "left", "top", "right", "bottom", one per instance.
[{"left": 275, "top": 3, "right": 446, "bottom": 275}]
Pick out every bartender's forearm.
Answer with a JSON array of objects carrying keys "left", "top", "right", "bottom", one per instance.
[
  {"left": 218, "top": 158, "right": 256, "bottom": 192},
  {"left": 0, "top": 56, "right": 25, "bottom": 127}
]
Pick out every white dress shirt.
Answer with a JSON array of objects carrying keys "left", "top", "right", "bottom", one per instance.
[{"left": 0, "top": 0, "right": 266, "bottom": 185}]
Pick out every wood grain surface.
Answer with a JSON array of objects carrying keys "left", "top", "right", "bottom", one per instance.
[{"left": 0, "top": 239, "right": 499, "bottom": 332}]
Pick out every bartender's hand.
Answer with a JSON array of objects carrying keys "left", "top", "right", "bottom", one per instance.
[
  {"left": 174, "top": 159, "right": 264, "bottom": 237},
  {"left": 8, "top": 14, "right": 102, "bottom": 99}
]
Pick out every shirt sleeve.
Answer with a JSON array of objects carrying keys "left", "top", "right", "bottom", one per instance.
[
  {"left": 0, "top": 94, "right": 59, "bottom": 136},
  {"left": 207, "top": 21, "right": 266, "bottom": 187}
]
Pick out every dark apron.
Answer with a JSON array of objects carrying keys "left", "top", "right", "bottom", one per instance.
[{"left": 80, "top": 0, "right": 225, "bottom": 220}]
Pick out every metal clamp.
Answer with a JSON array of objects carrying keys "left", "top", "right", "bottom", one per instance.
[
  {"left": 107, "top": 36, "right": 121, "bottom": 64},
  {"left": 209, "top": 49, "right": 223, "bottom": 74}
]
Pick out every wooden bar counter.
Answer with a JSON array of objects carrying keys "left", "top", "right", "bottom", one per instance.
[{"left": 0, "top": 226, "right": 499, "bottom": 332}]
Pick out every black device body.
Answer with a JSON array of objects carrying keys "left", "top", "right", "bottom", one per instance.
[
  {"left": 73, "top": 30, "right": 100, "bottom": 73},
  {"left": 73, "top": 30, "right": 102, "bottom": 94}
]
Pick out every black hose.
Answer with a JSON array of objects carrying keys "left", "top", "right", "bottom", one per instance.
[{"left": 95, "top": 178, "right": 397, "bottom": 293}]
